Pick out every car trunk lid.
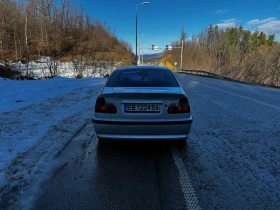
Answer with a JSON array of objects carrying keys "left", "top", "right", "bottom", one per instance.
[{"left": 97, "top": 87, "right": 189, "bottom": 119}]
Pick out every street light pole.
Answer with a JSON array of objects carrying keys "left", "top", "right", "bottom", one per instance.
[
  {"left": 138, "top": 39, "right": 141, "bottom": 65},
  {"left": 180, "top": 40, "right": 183, "bottom": 70},
  {"left": 136, "top": 2, "right": 149, "bottom": 66},
  {"left": 136, "top": 4, "right": 138, "bottom": 65}
]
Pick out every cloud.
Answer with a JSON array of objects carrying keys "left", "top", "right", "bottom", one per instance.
[
  {"left": 215, "top": 19, "right": 237, "bottom": 29},
  {"left": 247, "top": 19, "right": 260, "bottom": 25},
  {"left": 246, "top": 17, "right": 280, "bottom": 37},
  {"left": 215, "top": 9, "right": 228, "bottom": 14},
  {"left": 258, "top": 20, "right": 280, "bottom": 35},
  {"left": 223, "top": 19, "right": 236, "bottom": 23},
  {"left": 247, "top": 17, "right": 277, "bottom": 25}
]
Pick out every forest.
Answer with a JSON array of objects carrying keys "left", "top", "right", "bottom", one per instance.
[
  {"left": 163, "top": 25, "right": 280, "bottom": 86},
  {"left": 0, "top": 0, "right": 134, "bottom": 72}
]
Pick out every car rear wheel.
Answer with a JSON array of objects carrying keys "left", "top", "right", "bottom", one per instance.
[
  {"left": 176, "top": 138, "right": 187, "bottom": 147},
  {"left": 98, "top": 138, "right": 112, "bottom": 144},
  {"left": 98, "top": 138, "right": 104, "bottom": 144}
]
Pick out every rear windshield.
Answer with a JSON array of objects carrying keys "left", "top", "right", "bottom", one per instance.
[{"left": 106, "top": 69, "right": 179, "bottom": 87}]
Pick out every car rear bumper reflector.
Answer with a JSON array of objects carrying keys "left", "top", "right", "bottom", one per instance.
[{"left": 92, "top": 118, "right": 192, "bottom": 125}]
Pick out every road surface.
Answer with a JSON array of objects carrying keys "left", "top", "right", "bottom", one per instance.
[{"left": 33, "top": 73, "right": 280, "bottom": 210}]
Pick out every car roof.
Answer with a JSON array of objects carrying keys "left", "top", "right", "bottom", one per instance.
[{"left": 115, "top": 65, "right": 171, "bottom": 71}]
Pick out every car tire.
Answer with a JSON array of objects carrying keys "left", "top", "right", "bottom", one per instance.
[
  {"left": 97, "top": 138, "right": 105, "bottom": 144},
  {"left": 98, "top": 138, "right": 112, "bottom": 144},
  {"left": 176, "top": 138, "right": 187, "bottom": 147}
]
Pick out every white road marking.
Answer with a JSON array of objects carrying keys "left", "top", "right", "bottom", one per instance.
[
  {"left": 190, "top": 81, "right": 280, "bottom": 111},
  {"left": 170, "top": 145, "right": 202, "bottom": 210}
]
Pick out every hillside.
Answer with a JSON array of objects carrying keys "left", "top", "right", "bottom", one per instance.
[
  {"left": 0, "top": 0, "right": 134, "bottom": 75},
  {"left": 143, "top": 53, "right": 163, "bottom": 61},
  {"left": 162, "top": 27, "right": 280, "bottom": 87}
]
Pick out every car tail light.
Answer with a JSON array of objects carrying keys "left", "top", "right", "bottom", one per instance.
[
  {"left": 95, "top": 96, "right": 117, "bottom": 114},
  {"left": 168, "top": 98, "right": 190, "bottom": 114}
]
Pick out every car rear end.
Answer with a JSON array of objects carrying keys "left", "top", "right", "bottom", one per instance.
[{"left": 93, "top": 66, "right": 192, "bottom": 140}]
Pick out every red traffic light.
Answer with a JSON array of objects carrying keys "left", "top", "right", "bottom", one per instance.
[{"left": 152, "top": 44, "right": 154, "bottom": 50}]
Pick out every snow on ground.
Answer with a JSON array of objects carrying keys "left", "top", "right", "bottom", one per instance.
[
  {"left": 0, "top": 76, "right": 106, "bottom": 207},
  {"left": 1, "top": 77, "right": 98, "bottom": 113},
  {"left": 14, "top": 61, "right": 115, "bottom": 79}
]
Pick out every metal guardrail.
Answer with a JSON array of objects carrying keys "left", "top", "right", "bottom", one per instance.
[
  {"left": 178, "top": 69, "right": 280, "bottom": 89},
  {"left": 178, "top": 69, "right": 239, "bottom": 82}
]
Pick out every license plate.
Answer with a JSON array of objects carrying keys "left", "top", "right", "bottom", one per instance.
[{"left": 124, "top": 104, "right": 160, "bottom": 112}]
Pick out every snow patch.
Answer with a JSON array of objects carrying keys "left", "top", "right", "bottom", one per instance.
[
  {"left": 0, "top": 173, "right": 7, "bottom": 191},
  {"left": 0, "top": 77, "right": 106, "bottom": 208},
  {"left": 13, "top": 61, "right": 115, "bottom": 79}
]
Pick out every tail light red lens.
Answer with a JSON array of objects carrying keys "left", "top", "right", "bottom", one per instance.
[
  {"left": 95, "top": 96, "right": 117, "bottom": 114},
  {"left": 168, "top": 98, "right": 190, "bottom": 114}
]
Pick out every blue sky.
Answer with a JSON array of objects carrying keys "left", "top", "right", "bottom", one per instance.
[{"left": 84, "top": 0, "right": 280, "bottom": 54}]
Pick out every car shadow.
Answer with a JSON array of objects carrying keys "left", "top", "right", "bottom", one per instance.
[
  {"left": 91, "top": 139, "right": 188, "bottom": 210},
  {"left": 96, "top": 139, "right": 185, "bottom": 158}
]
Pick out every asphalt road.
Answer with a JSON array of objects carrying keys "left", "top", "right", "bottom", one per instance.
[{"left": 33, "top": 74, "right": 280, "bottom": 210}]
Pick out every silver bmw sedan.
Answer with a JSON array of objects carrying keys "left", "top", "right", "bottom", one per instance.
[{"left": 93, "top": 66, "right": 192, "bottom": 143}]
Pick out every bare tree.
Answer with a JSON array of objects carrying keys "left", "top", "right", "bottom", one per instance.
[
  {"left": 0, "top": 0, "right": 134, "bottom": 80},
  {"left": 46, "top": 55, "right": 59, "bottom": 77}
]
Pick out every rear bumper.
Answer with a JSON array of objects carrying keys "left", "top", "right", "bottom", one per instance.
[{"left": 93, "top": 117, "right": 192, "bottom": 140}]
